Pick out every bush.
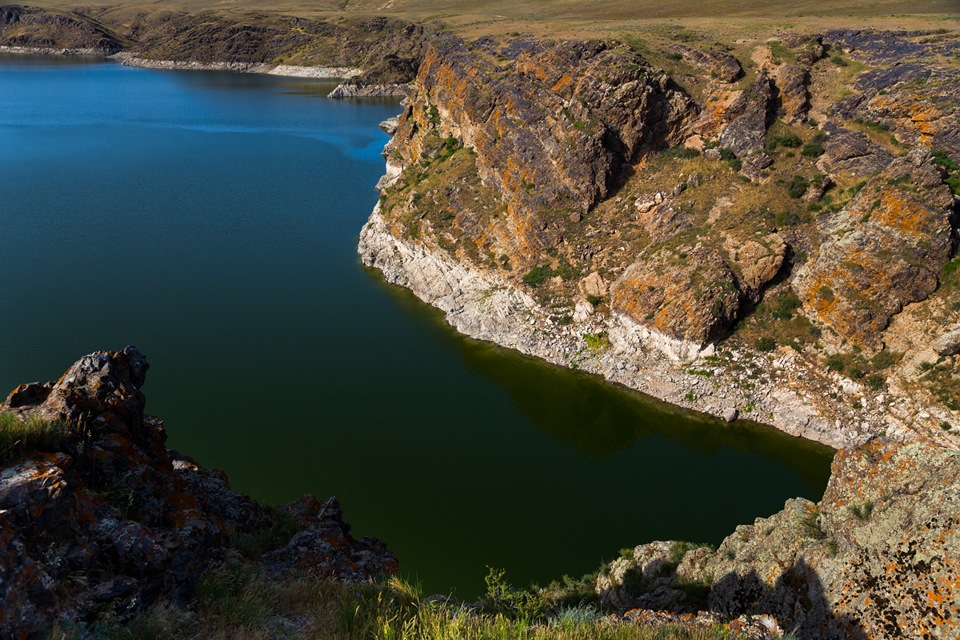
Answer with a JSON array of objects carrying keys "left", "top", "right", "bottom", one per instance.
[
  {"left": 522, "top": 265, "right": 552, "bottom": 286},
  {"left": 802, "top": 140, "right": 825, "bottom": 158},
  {"left": 830, "top": 55, "right": 848, "bottom": 66},
  {"left": 787, "top": 175, "right": 809, "bottom": 198},
  {"left": 755, "top": 336, "right": 776, "bottom": 352},
  {"left": 663, "top": 145, "right": 700, "bottom": 159},
  {"left": 772, "top": 133, "right": 802, "bottom": 148},
  {"left": 932, "top": 149, "right": 959, "bottom": 172},
  {"left": 772, "top": 293, "right": 802, "bottom": 320},
  {"left": 826, "top": 354, "right": 845, "bottom": 372}
]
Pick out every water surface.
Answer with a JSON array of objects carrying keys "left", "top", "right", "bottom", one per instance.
[{"left": 0, "top": 56, "right": 834, "bottom": 597}]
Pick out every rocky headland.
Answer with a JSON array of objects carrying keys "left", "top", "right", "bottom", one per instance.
[
  {"left": 359, "top": 28, "right": 960, "bottom": 451},
  {"left": 0, "top": 348, "right": 398, "bottom": 637}
]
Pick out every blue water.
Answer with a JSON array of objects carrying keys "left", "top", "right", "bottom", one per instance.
[{"left": 0, "top": 55, "right": 833, "bottom": 598}]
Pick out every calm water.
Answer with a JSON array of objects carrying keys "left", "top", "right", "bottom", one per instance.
[{"left": 0, "top": 55, "right": 834, "bottom": 597}]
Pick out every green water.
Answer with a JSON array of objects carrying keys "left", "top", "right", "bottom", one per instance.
[{"left": 0, "top": 55, "right": 833, "bottom": 598}]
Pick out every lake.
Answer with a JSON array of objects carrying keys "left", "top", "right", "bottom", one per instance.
[{"left": 0, "top": 55, "right": 833, "bottom": 598}]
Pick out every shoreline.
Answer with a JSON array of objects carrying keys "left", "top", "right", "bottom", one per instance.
[
  {"left": 112, "top": 52, "right": 363, "bottom": 79},
  {"left": 359, "top": 173, "right": 956, "bottom": 453}
]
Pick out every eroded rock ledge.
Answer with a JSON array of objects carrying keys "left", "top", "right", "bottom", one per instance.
[
  {"left": 0, "top": 348, "right": 397, "bottom": 637},
  {"left": 597, "top": 439, "right": 960, "bottom": 639}
]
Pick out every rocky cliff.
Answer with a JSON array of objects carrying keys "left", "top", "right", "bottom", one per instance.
[
  {"left": 0, "top": 348, "right": 397, "bottom": 638},
  {"left": 597, "top": 439, "right": 960, "bottom": 639},
  {"left": 361, "top": 28, "right": 960, "bottom": 450}
]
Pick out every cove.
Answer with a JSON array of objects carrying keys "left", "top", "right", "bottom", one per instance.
[{"left": 0, "top": 55, "right": 833, "bottom": 598}]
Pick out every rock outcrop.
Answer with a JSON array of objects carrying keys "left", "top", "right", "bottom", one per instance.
[
  {"left": 383, "top": 35, "right": 696, "bottom": 259},
  {"left": 597, "top": 439, "right": 960, "bottom": 639},
  {"left": 794, "top": 150, "right": 955, "bottom": 350},
  {"left": 0, "top": 348, "right": 397, "bottom": 637}
]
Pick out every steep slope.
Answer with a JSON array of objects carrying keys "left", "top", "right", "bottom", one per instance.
[{"left": 361, "top": 28, "right": 960, "bottom": 449}]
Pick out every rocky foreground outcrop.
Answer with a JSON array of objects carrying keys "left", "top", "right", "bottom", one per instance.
[
  {"left": 597, "top": 439, "right": 960, "bottom": 639},
  {"left": 0, "top": 348, "right": 396, "bottom": 638}
]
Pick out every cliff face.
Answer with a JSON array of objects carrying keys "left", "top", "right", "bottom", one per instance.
[
  {"left": 381, "top": 36, "right": 696, "bottom": 260},
  {"left": 597, "top": 439, "right": 960, "bottom": 639},
  {"left": 362, "top": 28, "right": 960, "bottom": 448},
  {"left": 0, "top": 349, "right": 396, "bottom": 637}
]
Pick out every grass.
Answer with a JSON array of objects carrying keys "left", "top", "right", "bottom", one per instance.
[
  {"left": 0, "top": 410, "right": 68, "bottom": 464},
  {"left": 59, "top": 563, "right": 758, "bottom": 640}
]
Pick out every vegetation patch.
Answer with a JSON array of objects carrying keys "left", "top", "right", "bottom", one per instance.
[{"left": 0, "top": 410, "right": 68, "bottom": 464}]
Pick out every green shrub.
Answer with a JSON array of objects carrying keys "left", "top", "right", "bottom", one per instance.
[
  {"left": 826, "top": 355, "right": 845, "bottom": 372},
  {"left": 772, "top": 133, "right": 802, "bottom": 148},
  {"left": 801, "top": 139, "right": 825, "bottom": 158},
  {"left": 0, "top": 411, "right": 68, "bottom": 463},
  {"left": 787, "top": 175, "right": 809, "bottom": 198},
  {"left": 663, "top": 145, "right": 700, "bottom": 159},
  {"left": 772, "top": 293, "right": 802, "bottom": 320},
  {"left": 755, "top": 336, "right": 776, "bottom": 352},
  {"left": 522, "top": 265, "right": 552, "bottom": 286},
  {"left": 865, "top": 374, "right": 885, "bottom": 391},
  {"left": 830, "top": 55, "right": 848, "bottom": 66},
  {"left": 932, "top": 149, "right": 959, "bottom": 172}
]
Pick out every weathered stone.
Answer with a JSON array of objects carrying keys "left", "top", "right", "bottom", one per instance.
[
  {"left": 719, "top": 74, "right": 773, "bottom": 157},
  {"left": 667, "top": 43, "right": 742, "bottom": 83},
  {"left": 600, "top": 440, "right": 960, "bottom": 639},
  {"left": 612, "top": 244, "right": 741, "bottom": 345},
  {"left": 793, "top": 150, "right": 955, "bottom": 349},
  {"left": 579, "top": 271, "right": 608, "bottom": 298},
  {"left": 815, "top": 128, "right": 893, "bottom": 181},
  {"left": 772, "top": 64, "right": 808, "bottom": 124},
  {"left": 932, "top": 326, "right": 960, "bottom": 357},
  {"left": 723, "top": 232, "right": 786, "bottom": 300}
]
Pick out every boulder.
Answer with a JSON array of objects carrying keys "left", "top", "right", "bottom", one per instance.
[
  {"left": 793, "top": 151, "right": 955, "bottom": 349},
  {"left": 719, "top": 74, "right": 773, "bottom": 157}
]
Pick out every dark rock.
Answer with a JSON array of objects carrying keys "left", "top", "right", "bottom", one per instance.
[
  {"left": 815, "top": 129, "right": 894, "bottom": 180},
  {"left": 667, "top": 43, "right": 742, "bottom": 82},
  {"left": 0, "top": 348, "right": 397, "bottom": 637},
  {"left": 719, "top": 74, "right": 773, "bottom": 157},
  {"left": 824, "top": 29, "right": 926, "bottom": 65},
  {"left": 4, "top": 382, "right": 51, "bottom": 408}
]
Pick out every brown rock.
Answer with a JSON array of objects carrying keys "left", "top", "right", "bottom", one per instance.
[
  {"left": 772, "top": 64, "right": 809, "bottom": 124},
  {"left": 612, "top": 244, "right": 741, "bottom": 345},
  {"left": 723, "top": 232, "right": 786, "bottom": 299},
  {"left": 793, "top": 150, "right": 954, "bottom": 349}
]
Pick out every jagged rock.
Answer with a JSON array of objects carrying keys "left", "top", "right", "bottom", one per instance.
[
  {"left": 830, "top": 65, "right": 960, "bottom": 163},
  {"left": 667, "top": 43, "right": 742, "bottom": 82},
  {"left": 739, "top": 151, "right": 773, "bottom": 180},
  {"left": 0, "top": 349, "right": 396, "bottom": 637},
  {"left": 722, "top": 232, "right": 786, "bottom": 299},
  {"left": 780, "top": 33, "right": 825, "bottom": 67},
  {"left": 793, "top": 150, "right": 955, "bottom": 349},
  {"left": 578, "top": 271, "right": 608, "bottom": 298},
  {"left": 612, "top": 244, "right": 741, "bottom": 345},
  {"left": 772, "top": 64, "right": 809, "bottom": 124},
  {"left": 262, "top": 496, "right": 398, "bottom": 581},
  {"left": 719, "top": 74, "right": 773, "bottom": 157},
  {"left": 384, "top": 35, "right": 697, "bottom": 258},
  {"left": 932, "top": 326, "right": 960, "bottom": 357},
  {"left": 599, "top": 440, "right": 960, "bottom": 638},
  {"left": 379, "top": 116, "right": 400, "bottom": 135},
  {"left": 815, "top": 128, "right": 893, "bottom": 181}
]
